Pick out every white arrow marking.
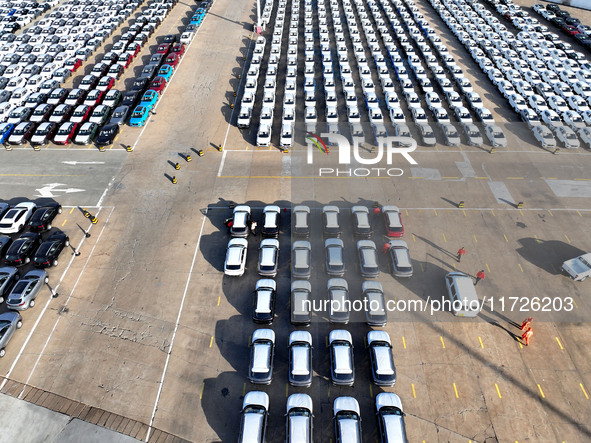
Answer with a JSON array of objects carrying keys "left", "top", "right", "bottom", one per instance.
[
  {"left": 61, "top": 161, "right": 106, "bottom": 165},
  {"left": 34, "top": 183, "right": 86, "bottom": 198}
]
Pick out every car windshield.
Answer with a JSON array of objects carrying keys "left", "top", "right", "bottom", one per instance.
[
  {"left": 113, "top": 110, "right": 125, "bottom": 118},
  {"left": 79, "top": 126, "right": 93, "bottom": 135},
  {"left": 73, "top": 109, "right": 86, "bottom": 117},
  {"left": 57, "top": 126, "right": 72, "bottom": 135},
  {"left": 37, "top": 126, "right": 52, "bottom": 135},
  {"left": 13, "top": 126, "right": 28, "bottom": 135},
  {"left": 132, "top": 111, "right": 144, "bottom": 118}
]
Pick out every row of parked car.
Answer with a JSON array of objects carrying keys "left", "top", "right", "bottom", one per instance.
[
  {"left": 433, "top": 0, "right": 591, "bottom": 149},
  {"left": 239, "top": 391, "right": 407, "bottom": 443},
  {"left": 0, "top": 0, "right": 56, "bottom": 34},
  {"left": 0, "top": 201, "right": 70, "bottom": 358},
  {"left": 532, "top": 2, "right": 591, "bottom": 49}
]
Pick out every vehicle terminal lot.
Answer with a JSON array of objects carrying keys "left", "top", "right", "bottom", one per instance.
[{"left": 0, "top": 0, "right": 591, "bottom": 442}]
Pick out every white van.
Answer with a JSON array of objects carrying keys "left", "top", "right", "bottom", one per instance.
[{"left": 445, "top": 272, "right": 481, "bottom": 317}]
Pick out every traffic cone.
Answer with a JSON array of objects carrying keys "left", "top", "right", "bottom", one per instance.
[
  {"left": 175, "top": 162, "right": 180, "bottom": 170},
  {"left": 172, "top": 176, "right": 177, "bottom": 184},
  {"left": 186, "top": 155, "right": 192, "bottom": 162}
]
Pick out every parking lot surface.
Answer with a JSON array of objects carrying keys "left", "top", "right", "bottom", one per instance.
[{"left": 0, "top": 0, "right": 591, "bottom": 441}]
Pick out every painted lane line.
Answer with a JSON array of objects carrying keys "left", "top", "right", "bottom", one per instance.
[
  {"left": 216, "top": 149, "right": 228, "bottom": 177},
  {"left": 145, "top": 210, "right": 208, "bottom": 442}
]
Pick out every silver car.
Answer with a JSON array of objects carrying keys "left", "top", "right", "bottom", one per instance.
[
  {"left": 388, "top": 240, "right": 413, "bottom": 277},
  {"left": 109, "top": 105, "right": 130, "bottom": 126},
  {"left": 325, "top": 238, "right": 345, "bottom": 277},
  {"left": 6, "top": 268, "right": 48, "bottom": 310},
  {"left": 0, "top": 311, "right": 23, "bottom": 358},
  {"left": 0, "top": 266, "right": 19, "bottom": 304},
  {"left": 328, "top": 278, "right": 350, "bottom": 324},
  {"left": 357, "top": 240, "right": 379, "bottom": 278},
  {"left": 292, "top": 241, "right": 311, "bottom": 279}
]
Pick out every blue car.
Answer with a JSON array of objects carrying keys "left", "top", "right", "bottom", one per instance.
[
  {"left": 129, "top": 105, "right": 150, "bottom": 127},
  {"left": 195, "top": 8, "right": 205, "bottom": 15},
  {"left": 0, "top": 123, "right": 15, "bottom": 144},
  {"left": 158, "top": 64, "right": 173, "bottom": 82},
  {"left": 190, "top": 15, "right": 203, "bottom": 25},
  {"left": 140, "top": 90, "right": 158, "bottom": 111}
]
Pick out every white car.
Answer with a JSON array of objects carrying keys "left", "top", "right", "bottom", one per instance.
[
  {"left": 555, "top": 126, "right": 580, "bottom": 149},
  {"left": 578, "top": 127, "right": 591, "bottom": 148},
  {"left": 548, "top": 95, "right": 569, "bottom": 114},
  {"left": 561, "top": 253, "right": 591, "bottom": 281},
  {"left": 257, "top": 123, "right": 271, "bottom": 147},
  {"left": 0, "top": 202, "right": 36, "bottom": 234},
  {"left": 279, "top": 122, "right": 293, "bottom": 149},
  {"left": 425, "top": 92, "right": 443, "bottom": 110},
  {"left": 567, "top": 96, "right": 590, "bottom": 114},
  {"left": 563, "top": 111, "right": 585, "bottom": 130},
  {"left": 484, "top": 124, "right": 507, "bottom": 148},
  {"left": 508, "top": 94, "right": 528, "bottom": 112},
  {"left": 532, "top": 125, "right": 556, "bottom": 149},
  {"left": 541, "top": 109, "right": 562, "bottom": 130},
  {"left": 528, "top": 95, "right": 548, "bottom": 114},
  {"left": 224, "top": 238, "right": 248, "bottom": 276},
  {"left": 237, "top": 107, "right": 252, "bottom": 129}
]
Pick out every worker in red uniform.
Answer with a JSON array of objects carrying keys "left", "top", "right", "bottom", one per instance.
[
  {"left": 457, "top": 247, "right": 466, "bottom": 263},
  {"left": 521, "top": 317, "right": 533, "bottom": 331},
  {"left": 474, "top": 270, "right": 485, "bottom": 285},
  {"left": 382, "top": 242, "right": 391, "bottom": 254},
  {"left": 522, "top": 327, "right": 533, "bottom": 346}
]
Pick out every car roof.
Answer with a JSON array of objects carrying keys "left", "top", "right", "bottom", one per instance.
[{"left": 243, "top": 391, "right": 268, "bottom": 409}]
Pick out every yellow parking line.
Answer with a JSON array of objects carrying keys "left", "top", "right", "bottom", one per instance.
[
  {"left": 491, "top": 210, "right": 495, "bottom": 217},
  {"left": 200, "top": 382, "right": 205, "bottom": 400},
  {"left": 519, "top": 209, "right": 524, "bottom": 216},
  {"left": 478, "top": 336, "right": 484, "bottom": 348},
  {"left": 548, "top": 209, "right": 553, "bottom": 216},
  {"left": 495, "top": 383, "right": 502, "bottom": 399},
  {"left": 574, "top": 178, "right": 591, "bottom": 181},
  {"left": 504, "top": 234, "right": 508, "bottom": 242},
  {"left": 473, "top": 234, "right": 477, "bottom": 243},
  {"left": 409, "top": 176, "right": 424, "bottom": 179},
  {"left": 420, "top": 263, "right": 424, "bottom": 272},
  {"left": 209, "top": 336, "right": 214, "bottom": 348},
  {"left": 217, "top": 296, "right": 221, "bottom": 306},
  {"left": 442, "top": 177, "right": 459, "bottom": 179},
  {"left": 442, "top": 233, "right": 447, "bottom": 242},
  {"left": 402, "top": 336, "right": 406, "bottom": 349},
  {"left": 475, "top": 177, "right": 488, "bottom": 179},
  {"left": 507, "top": 177, "right": 524, "bottom": 179},
  {"left": 411, "top": 383, "right": 416, "bottom": 398},
  {"left": 564, "top": 234, "right": 571, "bottom": 244},
  {"left": 327, "top": 385, "right": 330, "bottom": 398},
  {"left": 452, "top": 263, "right": 456, "bottom": 270},
  {"left": 440, "top": 336, "right": 446, "bottom": 348},
  {"left": 462, "top": 209, "right": 466, "bottom": 216},
  {"left": 537, "top": 384, "right": 545, "bottom": 398},
  {"left": 412, "top": 234, "right": 416, "bottom": 243},
  {"left": 580, "top": 383, "right": 589, "bottom": 399},
  {"left": 69, "top": 207, "right": 74, "bottom": 214},
  {"left": 453, "top": 383, "right": 459, "bottom": 398},
  {"left": 61, "top": 219, "right": 67, "bottom": 227},
  {"left": 555, "top": 337, "right": 563, "bottom": 350},
  {"left": 486, "top": 264, "right": 491, "bottom": 273},
  {"left": 518, "top": 264, "right": 524, "bottom": 273},
  {"left": 577, "top": 210, "right": 582, "bottom": 217},
  {"left": 518, "top": 341, "right": 523, "bottom": 349},
  {"left": 434, "top": 209, "right": 438, "bottom": 216}
]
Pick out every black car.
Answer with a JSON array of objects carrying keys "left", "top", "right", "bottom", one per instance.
[
  {"left": 121, "top": 91, "right": 141, "bottom": 109},
  {"left": 4, "top": 233, "right": 41, "bottom": 266},
  {"left": 252, "top": 280, "right": 276, "bottom": 324},
  {"left": 138, "top": 63, "right": 159, "bottom": 80},
  {"left": 130, "top": 77, "right": 149, "bottom": 93},
  {"left": 33, "top": 230, "right": 69, "bottom": 268},
  {"left": 95, "top": 123, "right": 119, "bottom": 146},
  {"left": 149, "top": 53, "right": 166, "bottom": 66},
  {"left": 162, "top": 34, "right": 178, "bottom": 45},
  {"left": 0, "top": 235, "right": 11, "bottom": 258},
  {"left": 28, "top": 203, "right": 61, "bottom": 232}
]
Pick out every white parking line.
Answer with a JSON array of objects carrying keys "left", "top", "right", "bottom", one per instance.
[
  {"left": 216, "top": 149, "right": 228, "bottom": 177},
  {"left": 15, "top": 207, "right": 114, "bottom": 397},
  {"left": 131, "top": 13, "right": 211, "bottom": 151},
  {"left": 0, "top": 207, "right": 110, "bottom": 392},
  {"left": 144, "top": 209, "right": 208, "bottom": 442}
]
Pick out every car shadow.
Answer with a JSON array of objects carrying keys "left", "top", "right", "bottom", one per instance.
[{"left": 516, "top": 237, "right": 586, "bottom": 275}]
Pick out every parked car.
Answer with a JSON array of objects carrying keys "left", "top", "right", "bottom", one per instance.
[
  {"left": 333, "top": 397, "right": 361, "bottom": 442},
  {"left": 368, "top": 331, "right": 396, "bottom": 386},
  {"left": 28, "top": 202, "right": 61, "bottom": 231},
  {"left": 224, "top": 238, "right": 248, "bottom": 277},
  {"left": 95, "top": 123, "right": 119, "bottom": 146},
  {"left": 329, "top": 330, "right": 354, "bottom": 386},
  {"left": 261, "top": 205, "right": 280, "bottom": 238},
  {"left": 74, "top": 122, "right": 99, "bottom": 145},
  {"left": 230, "top": 205, "right": 251, "bottom": 238},
  {"left": 285, "top": 394, "right": 313, "bottom": 443},
  {"left": 4, "top": 232, "right": 41, "bottom": 266},
  {"left": 0, "top": 266, "right": 19, "bottom": 304},
  {"left": 376, "top": 393, "right": 408, "bottom": 442},
  {"left": 357, "top": 240, "right": 379, "bottom": 278},
  {"left": 327, "top": 278, "right": 350, "bottom": 324},
  {"left": 388, "top": 240, "right": 413, "bottom": 277},
  {"left": 252, "top": 279, "right": 276, "bottom": 324},
  {"left": 292, "top": 205, "right": 310, "bottom": 237},
  {"left": 561, "top": 253, "right": 591, "bottom": 281},
  {"left": 445, "top": 272, "right": 481, "bottom": 317},
  {"left": 288, "top": 332, "right": 313, "bottom": 388},
  {"left": 32, "top": 230, "right": 69, "bottom": 267},
  {"left": 290, "top": 280, "right": 311, "bottom": 326},
  {"left": 0, "top": 311, "right": 23, "bottom": 358},
  {"left": 325, "top": 238, "right": 345, "bottom": 277},
  {"left": 291, "top": 240, "right": 311, "bottom": 279},
  {"left": 248, "top": 328, "right": 275, "bottom": 385},
  {"left": 257, "top": 239, "right": 279, "bottom": 277},
  {"left": 351, "top": 206, "right": 373, "bottom": 238},
  {"left": 238, "top": 392, "right": 268, "bottom": 443},
  {"left": 382, "top": 206, "right": 404, "bottom": 237},
  {"left": 0, "top": 202, "right": 36, "bottom": 234},
  {"left": 363, "top": 281, "right": 387, "bottom": 326},
  {"left": 6, "top": 268, "right": 47, "bottom": 310}
]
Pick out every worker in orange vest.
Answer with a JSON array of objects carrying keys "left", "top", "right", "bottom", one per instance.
[
  {"left": 456, "top": 247, "right": 466, "bottom": 263},
  {"left": 522, "top": 327, "right": 533, "bottom": 346},
  {"left": 521, "top": 317, "right": 533, "bottom": 331}
]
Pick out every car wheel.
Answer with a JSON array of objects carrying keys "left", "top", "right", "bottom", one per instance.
[
  {"left": 44, "top": 276, "right": 49, "bottom": 283},
  {"left": 25, "top": 257, "right": 30, "bottom": 264},
  {"left": 46, "top": 223, "right": 52, "bottom": 230},
  {"left": 18, "top": 225, "right": 23, "bottom": 231},
  {"left": 16, "top": 320, "right": 22, "bottom": 329},
  {"left": 52, "top": 259, "right": 58, "bottom": 267},
  {"left": 58, "top": 207, "right": 62, "bottom": 214},
  {"left": 65, "top": 240, "right": 69, "bottom": 247},
  {"left": 0, "top": 296, "right": 3, "bottom": 304},
  {"left": 29, "top": 299, "right": 35, "bottom": 308},
  {"left": 0, "top": 348, "right": 5, "bottom": 358}
]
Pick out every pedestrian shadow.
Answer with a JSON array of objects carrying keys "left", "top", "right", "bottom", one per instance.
[
  {"left": 516, "top": 238, "right": 585, "bottom": 275},
  {"left": 413, "top": 233, "right": 457, "bottom": 260},
  {"left": 479, "top": 311, "right": 521, "bottom": 342}
]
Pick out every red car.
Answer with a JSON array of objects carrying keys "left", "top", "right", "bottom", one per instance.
[
  {"left": 149, "top": 76, "right": 167, "bottom": 94},
  {"left": 97, "top": 76, "right": 115, "bottom": 91},
  {"left": 382, "top": 206, "right": 404, "bottom": 238},
  {"left": 54, "top": 122, "right": 78, "bottom": 145},
  {"left": 171, "top": 43, "right": 185, "bottom": 57},
  {"left": 117, "top": 52, "right": 133, "bottom": 68},
  {"left": 126, "top": 42, "right": 141, "bottom": 57},
  {"left": 165, "top": 52, "right": 179, "bottom": 68},
  {"left": 563, "top": 24, "right": 580, "bottom": 35},
  {"left": 156, "top": 43, "right": 170, "bottom": 55},
  {"left": 65, "top": 58, "right": 82, "bottom": 72}
]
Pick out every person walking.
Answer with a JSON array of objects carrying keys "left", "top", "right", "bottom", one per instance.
[
  {"left": 382, "top": 242, "right": 391, "bottom": 254},
  {"left": 521, "top": 317, "right": 533, "bottom": 331},
  {"left": 522, "top": 327, "right": 533, "bottom": 346},
  {"left": 457, "top": 247, "right": 466, "bottom": 263},
  {"left": 474, "top": 270, "right": 485, "bottom": 285},
  {"left": 250, "top": 220, "right": 257, "bottom": 235}
]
